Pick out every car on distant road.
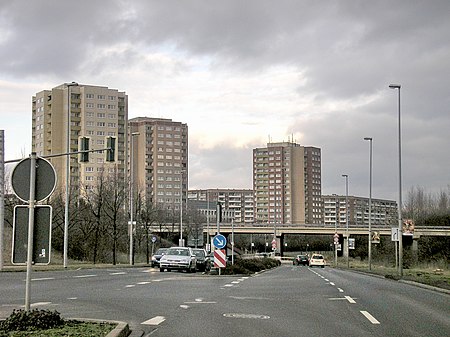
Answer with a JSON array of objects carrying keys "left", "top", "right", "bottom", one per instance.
[
  {"left": 159, "top": 247, "right": 197, "bottom": 273},
  {"left": 293, "top": 254, "right": 309, "bottom": 266},
  {"left": 151, "top": 248, "right": 168, "bottom": 268},
  {"left": 192, "top": 248, "right": 210, "bottom": 272},
  {"left": 309, "top": 254, "right": 325, "bottom": 268}
]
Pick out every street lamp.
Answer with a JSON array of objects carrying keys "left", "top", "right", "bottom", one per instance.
[
  {"left": 179, "top": 168, "right": 186, "bottom": 247},
  {"left": 342, "top": 174, "right": 349, "bottom": 268},
  {"left": 64, "top": 81, "right": 78, "bottom": 269},
  {"left": 129, "top": 132, "right": 140, "bottom": 265},
  {"left": 364, "top": 137, "right": 373, "bottom": 271},
  {"left": 389, "top": 83, "right": 403, "bottom": 276}
]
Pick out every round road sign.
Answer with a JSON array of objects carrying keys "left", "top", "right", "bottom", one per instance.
[{"left": 11, "top": 157, "right": 57, "bottom": 202}]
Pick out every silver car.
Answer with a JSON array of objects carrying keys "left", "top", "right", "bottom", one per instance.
[{"left": 159, "top": 247, "right": 197, "bottom": 273}]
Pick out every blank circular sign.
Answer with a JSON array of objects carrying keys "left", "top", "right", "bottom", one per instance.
[{"left": 11, "top": 157, "right": 57, "bottom": 202}]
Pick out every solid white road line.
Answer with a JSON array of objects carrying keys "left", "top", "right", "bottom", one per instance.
[
  {"left": 141, "top": 316, "right": 166, "bottom": 325},
  {"left": 361, "top": 311, "right": 380, "bottom": 324}
]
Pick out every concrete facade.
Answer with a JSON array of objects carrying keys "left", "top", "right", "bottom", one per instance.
[
  {"left": 32, "top": 83, "right": 128, "bottom": 194},
  {"left": 253, "top": 142, "right": 322, "bottom": 225},
  {"left": 128, "top": 117, "right": 188, "bottom": 211}
]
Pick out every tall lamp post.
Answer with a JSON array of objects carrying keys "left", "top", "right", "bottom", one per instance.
[
  {"left": 63, "top": 82, "right": 78, "bottom": 268},
  {"left": 389, "top": 84, "right": 403, "bottom": 276},
  {"left": 364, "top": 137, "right": 373, "bottom": 271},
  {"left": 179, "top": 169, "right": 185, "bottom": 247},
  {"left": 129, "top": 132, "right": 140, "bottom": 265},
  {"left": 342, "top": 174, "right": 349, "bottom": 268}
]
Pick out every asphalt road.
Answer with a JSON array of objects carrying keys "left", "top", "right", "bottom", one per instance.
[{"left": 1, "top": 265, "right": 449, "bottom": 336}]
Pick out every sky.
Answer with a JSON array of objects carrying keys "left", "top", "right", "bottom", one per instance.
[{"left": 1, "top": 0, "right": 449, "bottom": 202}]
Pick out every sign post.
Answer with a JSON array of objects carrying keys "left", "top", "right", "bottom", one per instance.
[{"left": 11, "top": 154, "right": 57, "bottom": 311}]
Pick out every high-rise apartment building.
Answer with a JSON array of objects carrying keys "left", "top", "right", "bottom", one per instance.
[
  {"left": 128, "top": 117, "right": 188, "bottom": 211},
  {"left": 188, "top": 189, "right": 254, "bottom": 223},
  {"left": 253, "top": 142, "right": 322, "bottom": 224},
  {"left": 32, "top": 83, "right": 128, "bottom": 193},
  {"left": 322, "top": 195, "right": 397, "bottom": 227}
]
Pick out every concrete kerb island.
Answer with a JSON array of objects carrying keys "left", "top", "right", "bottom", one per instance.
[
  {"left": 0, "top": 317, "right": 130, "bottom": 337},
  {"left": 75, "top": 318, "right": 130, "bottom": 337}
]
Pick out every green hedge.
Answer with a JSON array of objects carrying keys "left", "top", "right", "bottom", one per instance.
[{"left": 221, "top": 258, "right": 281, "bottom": 275}]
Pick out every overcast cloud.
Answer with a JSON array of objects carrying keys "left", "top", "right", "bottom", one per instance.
[{"left": 1, "top": 0, "right": 449, "bottom": 202}]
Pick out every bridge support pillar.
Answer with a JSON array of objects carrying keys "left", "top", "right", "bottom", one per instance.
[
  {"left": 411, "top": 239, "right": 419, "bottom": 265},
  {"left": 343, "top": 236, "right": 349, "bottom": 259},
  {"left": 278, "top": 235, "right": 285, "bottom": 256}
]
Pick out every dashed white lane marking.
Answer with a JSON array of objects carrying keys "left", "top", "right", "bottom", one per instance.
[
  {"left": 324, "top": 279, "right": 329, "bottom": 282},
  {"left": 109, "top": 272, "right": 126, "bottom": 275},
  {"left": 224, "top": 284, "right": 234, "bottom": 287},
  {"left": 185, "top": 301, "right": 216, "bottom": 304},
  {"left": 141, "top": 316, "right": 166, "bottom": 325},
  {"left": 361, "top": 311, "right": 380, "bottom": 324},
  {"left": 137, "top": 281, "right": 151, "bottom": 285},
  {"left": 125, "top": 284, "right": 135, "bottom": 288},
  {"left": 338, "top": 288, "right": 344, "bottom": 292},
  {"left": 31, "top": 277, "right": 55, "bottom": 281},
  {"left": 329, "top": 282, "right": 335, "bottom": 286},
  {"left": 345, "top": 296, "right": 356, "bottom": 303},
  {"left": 67, "top": 297, "right": 77, "bottom": 300},
  {"left": 180, "top": 305, "right": 189, "bottom": 309},
  {"left": 74, "top": 274, "right": 97, "bottom": 278},
  {"left": 29, "top": 302, "right": 52, "bottom": 307},
  {"left": 231, "top": 281, "right": 240, "bottom": 284}
]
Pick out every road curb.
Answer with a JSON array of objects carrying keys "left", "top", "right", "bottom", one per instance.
[
  {"left": 398, "top": 280, "right": 450, "bottom": 295},
  {"left": 70, "top": 318, "right": 130, "bottom": 337},
  {"left": 334, "top": 267, "right": 450, "bottom": 295}
]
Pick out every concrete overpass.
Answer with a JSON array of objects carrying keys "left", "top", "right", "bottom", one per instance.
[
  {"left": 203, "top": 224, "right": 450, "bottom": 238},
  {"left": 149, "top": 223, "right": 450, "bottom": 238}
]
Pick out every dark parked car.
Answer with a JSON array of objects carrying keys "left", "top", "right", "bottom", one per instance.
[
  {"left": 151, "top": 248, "right": 168, "bottom": 268},
  {"left": 192, "top": 248, "right": 210, "bottom": 272},
  {"left": 293, "top": 254, "right": 309, "bottom": 266}
]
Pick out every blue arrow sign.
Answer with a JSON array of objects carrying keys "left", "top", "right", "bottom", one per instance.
[{"left": 213, "top": 234, "right": 227, "bottom": 249}]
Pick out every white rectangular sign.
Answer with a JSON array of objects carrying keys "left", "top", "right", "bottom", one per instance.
[{"left": 391, "top": 228, "right": 399, "bottom": 242}]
